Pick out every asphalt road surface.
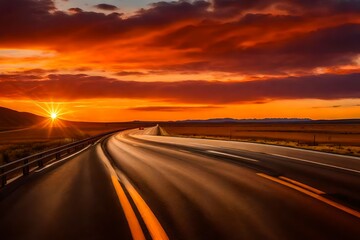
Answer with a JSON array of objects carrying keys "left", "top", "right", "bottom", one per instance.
[{"left": 1, "top": 126, "right": 359, "bottom": 240}]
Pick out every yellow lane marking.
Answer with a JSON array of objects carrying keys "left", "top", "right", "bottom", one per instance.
[
  {"left": 126, "top": 183, "right": 169, "bottom": 240},
  {"left": 279, "top": 176, "right": 325, "bottom": 195},
  {"left": 99, "top": 138, "right": 168, "bottom": 239},
  {"left": 111, "top": 176, "right": 146, "bottom": 240},
  {"left": 257, "top": 173, "right": 360, "bottom": 219}
]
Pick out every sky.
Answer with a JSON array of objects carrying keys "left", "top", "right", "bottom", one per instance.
[{"left": 0, "top": 0, "right": 359, "bottom": 121}]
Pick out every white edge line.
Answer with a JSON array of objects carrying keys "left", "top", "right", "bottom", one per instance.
[
  {"left": 191, "top": 143, "right": 214, "bottom": 147},
  {"left": 96, "top": 143, "right": 136, "bottom": 191},
  {"left": 207, "top": 150, "right": 259, "bottom": 162},
  {"left": 96, "top": 143, "right": 169, "bottom": 240},
  {"left": 96, "top": 144, "right": 118, "bottom": 178},
  {"left": 6, "top": 144, "right": 92, "bottom": 183},
  {"left": 271, "top": 153, "right": 360, "bottom": 174},
  {"left": 133, "top": 134, "right": 360, "bottom": 160},
  {"left": 178, "top": 149, "right": 190, "bottom": 153},
  {"left": 34, "top": 144, "right": 92, "bottom": 173},
  {"left": 208, "top": 139, "right": 360, "bottom": 160}
]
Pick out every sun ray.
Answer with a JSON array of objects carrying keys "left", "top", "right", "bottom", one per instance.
[{"left": 32, "top": 101, "right": 85, "bottom": 139}]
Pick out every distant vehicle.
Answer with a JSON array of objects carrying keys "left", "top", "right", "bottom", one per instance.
[{"left": 139, "top": 127, "right": 144, "bottom": 130}]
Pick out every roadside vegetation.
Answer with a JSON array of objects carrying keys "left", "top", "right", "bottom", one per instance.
[
  {"left": 0, "top": 121, "right": 153, "bottom": 165},
  {"left": 0, "top": 139, "right": 75, "bottom": 165}
]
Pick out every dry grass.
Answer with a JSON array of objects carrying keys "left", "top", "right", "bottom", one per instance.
[
  {"left": 161, "top": 123, "right": 360, "bottom": 157},
  {"left": 0, "top": 139, "right": 74, "bottom": 165}
]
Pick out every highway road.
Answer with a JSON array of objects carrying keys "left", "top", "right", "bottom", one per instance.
[{"left": 0, "top": 126, "right": 359, "bottom": 239}]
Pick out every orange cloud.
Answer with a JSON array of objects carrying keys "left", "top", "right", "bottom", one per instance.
[
  {"left": 0, "top": 0, "right": 359, "bottom": 120},
  {"left": 0, "top": 73, "right": 359, "bottom": 104}
]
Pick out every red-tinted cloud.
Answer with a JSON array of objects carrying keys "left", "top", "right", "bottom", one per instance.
[
  {"left": 0, "top": 0, "right": 359, "bottom": 74},
  {"left": 0, "top": 0, "right": 359, "bottom": 113},
  {"left": 0, "top": 73, "right": 359, "bottom": 103},
  {"left": 212, "top": 0, "right": 360, "bottom": 14},
  {"left": 127, "top": 106, "right": 221, "bottom": 112}
]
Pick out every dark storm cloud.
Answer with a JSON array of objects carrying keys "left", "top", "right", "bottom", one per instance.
[
  {"left": 68, "top": 7, "right": 83, "bottom": 13},
  {"left": 212, "top": 0, "right": 360, "bottom": 14},
  {"left": 94, "top": 3, "right": 118, "bottom": 11},
  {"left": 161, "top": 24, "right": 360, "bottom": 74},
  {"left": 0, "top": 0, "right": 359, "bottom": 74}
]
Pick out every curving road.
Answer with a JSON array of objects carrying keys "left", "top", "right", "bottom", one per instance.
[{"left": 0, "top": 126, "right": 360, "bottom": 239}]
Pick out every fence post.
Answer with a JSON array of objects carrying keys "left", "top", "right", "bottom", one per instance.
[{"left": 313, "top": 134, "right": 316, "bottom": 146}]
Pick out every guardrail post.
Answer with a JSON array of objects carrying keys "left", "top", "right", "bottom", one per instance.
[
  {"left": 37, "top": 158, "right": 44, "bottom": 168},
  {"left": 37, "top": 160, "right": 44, "bottom": 168},
  {"left": 0, "top": 168, "right": 6, "bottom": 187},
  {"left": 56, "top": 153, "right": 61, "bottom": 160},
  {"left": 23, "top": 159, "right": 30, "bottom": 176},
  {"left": 37, "top": 154, "right": 44, "bottom": 168}
]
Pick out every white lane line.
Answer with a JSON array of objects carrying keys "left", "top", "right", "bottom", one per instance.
[
  {"left": 271, "top": 153, "right": 360, "bottom": 174},
  {"left": 192, "top": 143, "right": 214, "bottom": 147},
  {"left": 206, "top": 150, "right": 259, "bottom": 162},
  {"left": 34, "top": 145, "right": 92, "bottom": 173},
  {"left": 178, "top": 149, "right": 190, "bottom": 153},
  {"left": 97, "top": 145, "right": 146, "bottom": 240},
  {"left": 7, "top": 145, "right": 93, "bottom": 184}
]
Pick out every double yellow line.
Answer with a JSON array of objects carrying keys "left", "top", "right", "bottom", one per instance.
[
  {"left": 98, "top": 144, "right": 168, "bottom": 240},
  {"left": 257, "top": 173, "right": 360, "bottom": 219},
  {"left": 111, "top": 175, "right": 169, "bottom": 240}
]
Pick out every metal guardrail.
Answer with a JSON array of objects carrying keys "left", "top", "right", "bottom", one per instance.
[{"left": 0, "top": 129, "right": 120, "bottom": 188}]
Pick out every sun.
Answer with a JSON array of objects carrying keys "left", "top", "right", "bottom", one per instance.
[
  {"left": 35, "top": 102, "right": 72, "bottom": 123},
  {"left": 50, "top": 112, "right": 57, "bottom": 120}
]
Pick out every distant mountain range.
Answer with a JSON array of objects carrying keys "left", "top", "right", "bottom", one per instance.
[
  {"left": 0, "top": 107, "right": 45, "bottom": 129},
  {"left": 0, "top": 106, "right": 359, "bottom": 130},
  {"left": 178, "top": 118, "right": 313, "bottom": 123},
  {"left": 177, "top": 118, "right": 360, "bottom": 124}
]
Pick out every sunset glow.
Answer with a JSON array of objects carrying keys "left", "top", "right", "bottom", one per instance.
[
  {"left": 51, "top": 112, "right": 57, "bottom": 120},
  {"left": 0, "top": 0, "right": 359, "bottom": 121},
  {"left": 1, "top": 2, "right": 360, "bottom": 238}
]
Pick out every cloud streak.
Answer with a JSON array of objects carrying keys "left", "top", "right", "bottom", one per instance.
[
  {"left": 94, "top": 4, "right": 118, "bottom": 11},
  {"left": 1, "top": 73, "right": 359, "bottom": 103},
  {"left": 0, "top": 0, "right": 359, "bottom": 120},
  {"left": 127, "top": 106, "right": 221, "bottom": 112},
  {"left": 0, "top": 0, "right": 359, "bottom": 74}
]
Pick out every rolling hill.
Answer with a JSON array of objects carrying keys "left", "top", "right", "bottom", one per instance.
[{"left": 0, "top": 107, "right": 45, "bottom": 130}]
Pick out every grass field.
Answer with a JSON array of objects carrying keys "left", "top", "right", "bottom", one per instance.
[
  {"left": 161, "top": 122, "right": 360, "bottom": 157},
  {"left": 2, "top": 120, "right": 359, "bottom": 164}
]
